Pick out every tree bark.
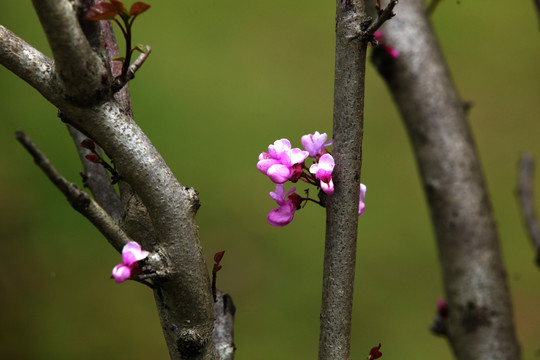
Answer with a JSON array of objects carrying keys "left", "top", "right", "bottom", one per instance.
[
  {"left": 373, "top": 0, "right": 521, "bottom": 358},
  {"left": 1, "top": 1, "right": 217, "bottom": 358},
  {"left": 318, "top": 1, "right": 368, "bottom": 359}
]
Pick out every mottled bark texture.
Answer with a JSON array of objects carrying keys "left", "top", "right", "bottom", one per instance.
[
  {"left": 517, "top": 154, "right": 540, "bottom": 267},
  {"left": 1, "top": 0, "right": 222, "bottom": 358},
  {"left": 372, "top": 0, "right": 521, "bottom": 359},
  {"left": 318, "top": 1, "right": 368, "bottom": 359}
]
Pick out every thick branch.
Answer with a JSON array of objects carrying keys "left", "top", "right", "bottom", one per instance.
[
  {"left": 31, "top": 0, "right": 110, "bottom": 106},
  {"left": 373, "top": 0, "right": 520, "bottom": 358},
  {"left": 517, "top": 153, "right": 540, "bottom": 267},
  {"left": 318, "top": 1, "right": 368, "bottom": 359},
  {"left": 0, "top": 25, "right": 61, "bottom": 105},
  {"left": 15, "top": 131, "right": 130, "bottom": 252}
]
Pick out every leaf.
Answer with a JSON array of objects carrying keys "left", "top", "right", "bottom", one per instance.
[
  {"left": 85, "top": 154, "right": 100, "bottom": 163},
  {"left": 110, "top": 0, "right": 129, "bottom": 17},
  {"left": 133, "top": 44, "right": 148, "bottom": 53},
  {"left": 214, "top": 251, "right": 225, "bottom": 264},
  {"left": 84, "top": 2, "right": 117, "bottom": 21},
  {"left": 80, "top": 139, "right": 96, "bottom": 151},
  {"left": 111, "top": 56, "right": 126, "bottom": 62},
  {"left": 130, "top": 2, "right": 151, "bottom": 16}
]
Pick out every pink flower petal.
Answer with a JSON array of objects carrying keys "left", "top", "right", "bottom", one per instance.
[
  {"left": 267, "top": 164, "right": 292, "bottom": 184},
  {"left": 267, "top": 202, "right": 296, "bottom": 227},
  {"left": 112, "top": 264, "right": 132, "bottom": 283}
]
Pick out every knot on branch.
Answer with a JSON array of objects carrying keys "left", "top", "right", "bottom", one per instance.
[{"left": 176, "top": 328, "right": 209, "bottom": 357}]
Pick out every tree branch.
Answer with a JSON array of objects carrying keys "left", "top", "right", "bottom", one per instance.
[
  {"left": 31, "top": 0, "right": 110, "bottom": 106},
  {"left": 67, "top": 124, "right": 122, "bottom": 223},
  {"left": 372, "top": 0, "right": 521, "bottom": 358},
  {"left": 15, "top": 130, "right": 130, "bottom": 253},
  {"left": 3, "top": 2, "right": 217, "bottom": 358},
  {"left": 0, "top": 25, "right": 61, "bottom": 106},
  {"left": 517, "top": 153, "right": 540, "bottom": 267},
  {"left": 318, "top": 1, "right": 368, "bottom": 358}
]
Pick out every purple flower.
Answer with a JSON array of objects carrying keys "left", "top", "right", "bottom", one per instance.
[
  {"left": 267, "top": 184, "right": 302, "bottom": 227},
  {"left": 309, "top": 153, "right": 335, "bottom": 195},
  {"left": 257, "top": 139, "right": 309, "bottom": 184},
  {"left": 359, "top": 183, "right": 367, "bottom": 216},
  {"left": 112, "top": 241, "right": 149, "bottom": 283},
  {"left": 301, "top": 131, "right": 332, "bottom": 158},
  {"left": 374, "top": 30, "right": 399, "bottom": 59}
]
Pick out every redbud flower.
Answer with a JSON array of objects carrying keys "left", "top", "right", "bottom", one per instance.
[
  {"left": 257, "top": 139, "right": 309, "bottom": 184},
  {"left": 301, "top": 131, "right": 332, "bottom": 158},
  {"left": 112, "top": 241, "right": 149, "bottom": 283},
  {"left": 359, "top": 183, "right": 367, "bottom": 216},
  {"left": 309, "top": 153, "right": 335, "bottom": 195},
  {"left": 374, "top": 30, "right": 399, "bottom": 59},
  {"left": 267, "top": 184, "right": 302, "bottom": 227}
]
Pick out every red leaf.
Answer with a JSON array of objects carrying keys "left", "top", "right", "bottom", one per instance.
[
  {"left": 84, "top": 2, "right": 117, "bottom": 21},
  {"left": 367, "top": 343, "right": 382, "bottom": 360},
  {"left": 110, "top": 0, "right": 128, "bottom": 17},
  {"left": 130, "top": 2, "right": 151, "bottom": 16},
  {"left": 85, "top": 154, "right": 100, "bottom": 163},
  {"left": 80, "top": 139, "right": 96, "bottom": 151},
  {"left": 214, "top": 251, "right": 225, "bottom": 264}
]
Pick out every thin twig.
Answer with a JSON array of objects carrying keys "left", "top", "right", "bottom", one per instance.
[
  {"left": 365, "top": 0, "right": 398, "bottom": 36},
  {"left": 15, "top": 130, "right": 132, "bottom": 253},
  {"left": 113, "top": 46, "right": 152, "bottom": 92},
  {"left": 517, "top": 153, "right": 540, "bottom": 267},
  {"left": 67, "top": 125, "right": 122, "bottom": 222}
]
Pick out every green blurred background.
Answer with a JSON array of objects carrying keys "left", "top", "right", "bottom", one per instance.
[{"left": 1, "top": 1, "right": 539, "bottom": 359}]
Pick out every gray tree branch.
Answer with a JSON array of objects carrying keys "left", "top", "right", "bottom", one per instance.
[
  {"left": 2, "top": 2, "right": 218, "bottom": 358},
  {"left": 67, "top": 124, "right": 122, "bottom": 223},
  {"left": 15, "top": 130, "right": 130, "bottom": 252},
  {"left": 517, "top": 153, "right": 540, "bottom": 267},
  {"left": 373, "top": 0, "right": 520, "bottom": 358},
  {"left": 31, "top": 0, "right": 110, "bottom": 106},
  {"left": 318, "top": 0, "right": 369, "bottom": 359},
  {"left": 0, "top": 25, "right": 61, "bottom": 105}
]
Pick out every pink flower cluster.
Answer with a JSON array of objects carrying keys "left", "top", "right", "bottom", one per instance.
[
  {"left": 112, "top": 241, "right": 149, "bottom": 283},
  {"left": 258, "top": 131, "right": 366, "bottom": 226}
]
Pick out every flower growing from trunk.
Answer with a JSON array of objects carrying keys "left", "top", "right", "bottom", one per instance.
[
  {"left": 112, "top": 241, "right": 149, "bottom": 283},
  {"left": 257, "top": 139, "right": 309, "bottom": 184},
  {"left": 267, "top": 184, "right": 302, "bottom": 227},
  {"left": 359, "top": 183, "right": 367, "bottom": 216},
  {"left": 257, "top": 132, "right": 367, "bottom": 226},
  {"left": 309, "top": 153, "right": 335, "bottom": 195},
  {"left": 301, "top": 131, "right": 332, "bottom": 158}
]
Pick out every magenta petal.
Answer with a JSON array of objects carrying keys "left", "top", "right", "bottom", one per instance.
[
  {"left": 267, "top": 164, "right": 292, "bottom": 183},
  {"left": 257, "top": 157, "right": 279, "bottom": 174},
  {"left": 267, "top": 202, "right": 296, "bottom": 227},
  {"left": 321, "top": 178, "right": 334, "bottom": 196},
  {"left": 358, "top": 183, "right": 367, "bottom": 216},
  {"left": 112, "top": 264, "right": 132, "bottom": 283},
  {"left": 289, "top": 148, "right": 309, "bottom": 165},
  {"left": 269, "top": 184, "right": 286, "bottom": 204}
]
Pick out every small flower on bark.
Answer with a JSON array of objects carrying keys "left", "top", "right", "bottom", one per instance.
[
  {"left": 267, "top": 184, "right": 302, "bottom": 227},
  {"left": 309, "top": 153, "right": 335, "bottom": 195},
  {"left": 374, "top": 30, "right": 399, "bottom": 59},
  {"left": 359, "top": 183, "right": 367, "bottom": 216},
  {"left": 257, "top": 139, "right": 309, "bottom": 184},
  {"left": 112, "top": 241, "right": 149, "bottom": 283},
  {"left": 301, "top": 131, "right": 332, "bottom": 158}
]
